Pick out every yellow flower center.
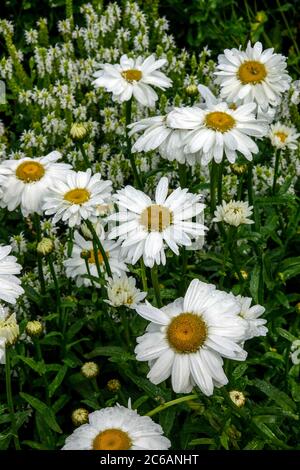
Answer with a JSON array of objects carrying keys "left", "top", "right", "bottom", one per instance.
[
  {"left": 205, "top": 111, "right": 235, "bottom": 133},
  {"left": 274, "top": 131, "right": 288, "bottom": 143},
  {"left": 121, "top": 69, "right": 142, "bottom": 82},
  {"left": 167, "top": 313, "right": 207, "bottom": 353},
  {"left": 64, "top": 188, "right": 90, "bottom": 204},
  {"left": 140, "top": 204, "right": 173, "bottom": 232},
  {"left": 238, "top": 60, "right": 267, "bottom": 84},
  {"left": 81, "top": 249, "right": 109, "bottom": 265},
  {"left": 93, "top": 429, "right": 132, "bottom": 450},
  {"left": 16, "top": 161, "right": 45, "bottom": 183}
]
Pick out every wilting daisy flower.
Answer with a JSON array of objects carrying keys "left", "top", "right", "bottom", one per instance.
[
  {"left": 0, "top": 151, "right": 71, "bottom": 216},
  {"left": 105, "top": 274, "right": 147, "bottom": 309},
  {"left": 269, "top": 122, "right": 299, "bottom": 150},
  {"left": 290, "top": 340, "right": 300, "bottom": 365},
  {"left": 215, "top": 41, "right": 291, "bottom": 110},
  {"left": 43, "top": 169, "right": 112, "bottom": 228},
  {"left": 229, "top": 390, "right": 246, "bottom": 407},
  {"left": 235, "top": 295, "right": 268, "bottom": 340},
  {"left": 168, "top": 100, "right": 267, "bottom": 164},
  {"left": 62, "top": 404, "right": 171, "bottom": 450},
  {"left": 135, "top": 279, "right": 248, "bottom": 396},
  {"left": 0, "top": 245, "right": 24, "bottom": 304},
  {"left": 213, "top": 200, "right": 254, "bottom": 226},
  {"left": 64, "top": 231, "right": 127, "bottom": 286},
  {"left": 92, "top": 54, "right": 172, "bottom": 107},
  {"left": 109, "top": 177, "right": 206, "bottom": 267},
  {"left": 128, "top": 112, "right": 201, "bottom": 165},
  {"left": 0, "top": 305, "right": 19, "bottom": 364}
]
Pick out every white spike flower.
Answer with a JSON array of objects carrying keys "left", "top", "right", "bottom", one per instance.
[
  {"left": 64, "top": 231, "right": 127, "bottom": 286},
  {"left": 0, "top": 245, "right": 24, "bottom": 305},
  {"left": 108, "top": 177, "right": 206, "bottom": 268},
  {"left": 134, "top": 279, "right": 248, "bottom": 396},
  {"left": 0, "top": 151, "right": 71, "bottom": 216},
  {"left": 269, "top": 122, "right": 299, "bottom": 150},
  {"left": 215, "top": 41, "right": 291, "bottom": 110},
  {"left": 43, "top": 169, "right": 112, "bottom": 228},
  {"left": 92, "top": 54, "right": 172, "bottom": 107},
  {"left": 62, "top": 404, "right": 170, "bottom": 450},
  {"left": 213, "top": 200, "right": 254, "bottom": 226}
]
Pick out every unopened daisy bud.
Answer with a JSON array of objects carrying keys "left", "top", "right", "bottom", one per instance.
[
  {"left": 234, "top": 270, "right": 248, "bottom": 280},
  {"left": 107, "top": 378, "right": 121, "bottom": 392},
  {"left": 186, "top": 84, "right": 199, "bottom": 97},
  {"left": 295, "top": 302, "right": 300, "bottom": 314},
  {"left": 37, "top": 237, "right": 54, "bottom": 256},
  {"left": 0, "top": 306, "right": 19, "bottom": 355},
  {"left": 256, "top": 11, "right": 267, "bottom": 23},
  {"left": 70, "top": 123, "right": 87, "bottom": 141},
  {"left": 230, "top": 163, "right": 248, "bottom": 175},
  {"left": 26, "top": 320, "right": 43, "bottom": 338},
  {"left": 81, "top": 362, "right": 99, "bottom": 379},
  {"left": 229, "top": 390, "right": 246, "bottom": 408},
  {"left": 71, "top": 408, "right": 89, "bottom": 426}
]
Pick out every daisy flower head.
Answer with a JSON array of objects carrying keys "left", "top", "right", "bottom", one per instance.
[
  {"left": 269, "top": 122, "right": 299, "bottom": 150},
  {"left": 235, "top": 295, "right": 268, "bottom": 341},
  {"left": 0, "top": 304, "right": 19, "bottom": 364},
  {"left": 128, "top": 112, "right": 201, "bottom": 165},
  {"left": 64, "top": 231, "right": 127, "bottom": 286},
  {"left": 290, "top": 340, "right": 300, "bottom": 366},
  {"left": 108, "top": 177, "right": 207, "bottom": 268},
  {"left": 43, "top": 169, "right": 112, "bottom": 228},
  {"left": 0, "top": 245, "right": 24, "bottom": 304},
  {"left": 167, "top": 99, "right": 267, "bottom": 165},
  {"left": 135, "top": 279, "right": 248, "bottom": 396},
  {"left": 215, "top": 41, "right": 291, "bottom": 110},
  {"left": 0, "top": 151, "right": 71, "bottom": 216},
  {"left": 213, "top": 200, "right": 254, "bottom": 226},
  {"left": 105, "top": 274, "right": 147, "bottom": 309},
  {"left": 62, "top": 404, "right": 171, "bottom": 450},
  {"left": 92, "top": 54, "right": 172, "bottom": 107}
]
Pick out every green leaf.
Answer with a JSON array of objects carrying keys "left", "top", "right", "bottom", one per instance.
[
  {"left": 159, "top": 406, "right": 176, "bottom": 436},
  {"left": 17, "top": 356, "right": 46, "bottom": 375},
  {"left": 22, "top": 440, "right": 51, "bottom": 450},
  {"left": 189, "top": 438, "right": 215, "bottom": 446},
  {"left": 124, "top": 369, "right": 170, "bottom": 401},
  {"left": 277, "top": 327, "right": 297, "bottom": 343},
  {"left": 85, "top": 346, "right": 134, "bottom": 362},
  {"left": 250, "top": 265, "right": 260, "bottom": 304},
  {"left": 20, "top": 392, "right": 62, "bottom": 433},
  {"left": 251, "top": 379, "right": 296, "bottom": 412},
  {"left": 49, "top": 364, "right": 68, "bottom": 397}
]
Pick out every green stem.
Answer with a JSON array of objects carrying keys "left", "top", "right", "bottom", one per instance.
[
  {"left": 67, "top": 227, "right": 74, "bottom": 257},
  {"left": 125, "top": 99, "right": 142, "bottom": 189},
  {"left": 247, "top": 162, "right": 254, "bottom": 207},
  {"left": 272, "top": 149, "right": 281, "bottom": 195},
  {"left": 5, "top": 347, "right": 21, "bottom": 450},
  {"left": 276, "top": 0, "right": 300, "bottom": 55},
  {"left": 151, "top": 265, "right": 162, "bottom": 308},
  {"left": 47, "top": 254, "right": 62, "bottom": 327},
  {"left": 34, "top": 339, "right": 50, "bottom": 405},
  {"left": 237, "top": 174, "right": 244, "bottom": 200},
  {"left": 84, "top": 257, "right": 96, "bottom": 287},
  {"left": 210, "top": 160, "right": 218, "bottom": 215},
  {"left": 227, "top": 226, "right": 244, "bottom": 285},
  {"left": 178, "top": 163, "right": 187, "bottom": 188},
  {"left": 78, "top": 142, "right": 90, "bottom": 169},
  {"left": 86, "top": 220, "right": 112, "bottom": 278},
  {"left": 217, "top": 158, "right": 224, "bottom": 205},
  {"left": 140, "top": 259, "right": 148, "bottom": 292},
  {"left": 33, "top": 213, "right": 46, "bottom": 295},
  {"left": 146, "top": 394, "right": 198, "bottom": 417}
]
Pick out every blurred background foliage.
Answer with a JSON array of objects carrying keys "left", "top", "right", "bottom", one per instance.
[{"left": 2, "top": 0, "right": 299, "bottom": 73}]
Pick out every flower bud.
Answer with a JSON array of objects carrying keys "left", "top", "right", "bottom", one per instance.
[
  {"left": 185, "top": 84, "right": 199, "bottom": 97},
  {"left": 71, "top": 408, "right": 89, "bottom": 426},
  {"left": 81, "top": 361, "right": 99, "bottom": 379},
  {"left": 107, "top": 378, "right": 121, "bottom": 392},
  {"left": 70, "top": 123, "right": 87, "bottom": 141},
  {"left": 37, "top": 237, "right": 54, "bottom": 256},
  {"left": 26, "top": 320, "right": 43, "bottom": 338}
]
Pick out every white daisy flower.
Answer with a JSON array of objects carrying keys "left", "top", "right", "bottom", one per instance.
[
  {"left": 167, "top": 100, "right": 267, "bottom": 164},
  {"left": 128, "top": 113, "right": 201, "bottom": 165},
  {"left": 135, "top": 279, "right": 248, "bottom": 396},
  {"left": 105, "top": 274, "right": 147, "bottom": 309},
  {"left": 215, "top": 41, "right": 291, "bottom": 110},
  {"left": 62, "top": 404, "right": 171, "bottom": 450},
  {"left": 0, "top": 304, "right": 19, "bottom": 364},
  {"left": 290, "top": 340, "right": 300, "bottom": 365},
  {"left": 92, "top": 54, "right": 172, "bottom": 107},
  {"left": 269, "top": 122, "right": 299, "bottom": 150},
  {"left": 64, "top": 231, "right": 127, "bottom": 286},
  {"left": 213, "top": 200, "right": 254, "bottom": 226},
  {"left": 235, "top": 295, "right": 268, "bottom": 340},
  {"left": 0, "top": 151, "right": 71, "bottom": 216},
  {"left": 108, "top": 177, "right": 206, "bottom": 268},
  {"left": 0, "top": 245, "right": 24, "bottom": 304},
  {"left": 43, "top": 169, "right": 112, "bottom": 228}
]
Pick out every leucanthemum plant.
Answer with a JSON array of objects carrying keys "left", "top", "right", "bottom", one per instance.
[{"left": 0, "top": 0, "right": 299, "bottom": 453}]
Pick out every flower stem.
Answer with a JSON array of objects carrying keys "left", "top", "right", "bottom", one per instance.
[
  {"left": 227, "top": 226, "right": 244, "bottom": 284},
  {"left": 272, "top": 149, "right": 281, "bottom": 195},
  {"left": 217, "top": 158, "right": 224, "bottom": 205},
  {"left": 125, "top": 98, "right": 142, "bottom": 189},
  {"left": 145, "top": 394, "right": 198, "bottom": 417},
  {"left": 5, "top": 347, "right": 21, "bottom": 450},
  {"left": 247, "top": 162, "right": 254, "bottom": 206},
  {"left": 151, "top": 265, "right": 162, "bottom": 308},
  {"left": 67, "top": 227, "right": 74, "bottom": 257},
  {"left": 140, "top": 259, "right": 148, "bottom": 292},
  {"left": 84, "top": 258, "right": 96, "bottom": 287},
  {"left": 86, "top": 220, "right": 112, "bottom": 278},
  {"left": 33, "top": 213, "right": 46, "bottom": 295},
  {"left": 33, "top": 339, "right": 50, "bottom": 405},
  {"left": 210, "top": 160, "right": 218, "bottom": 215},
  {"left": 78, "top": 142, "right": 90, "bottom": 169},
  {"left": 178, "top": 162, "right": 187, "bottom": 188}
]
